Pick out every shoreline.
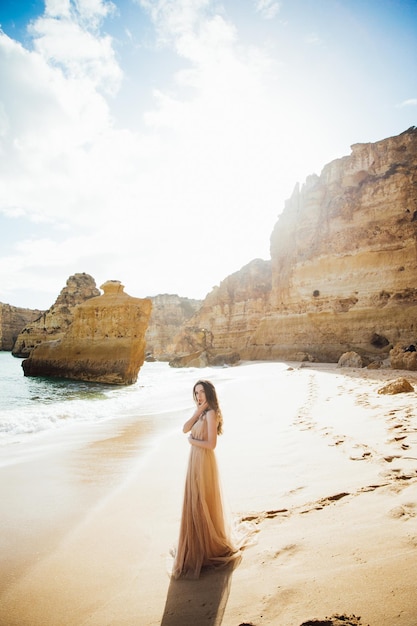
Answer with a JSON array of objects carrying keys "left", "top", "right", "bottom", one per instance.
[{"left": 1, "top": 361, "right": 417, "bottom": 625}]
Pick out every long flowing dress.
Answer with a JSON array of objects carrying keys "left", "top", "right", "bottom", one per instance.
[{"left": 172, "top": 412, "right": 239, "bottom": 579}]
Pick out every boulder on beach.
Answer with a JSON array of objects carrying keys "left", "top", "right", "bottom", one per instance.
[
  {"left": 377, "top": 377, "right": 414, "bottom": 395},
  {"left": 337, "top": 351, "right": 364, "bottom": 368}
]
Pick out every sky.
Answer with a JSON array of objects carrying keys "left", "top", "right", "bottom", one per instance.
[{"left": 0, "top": 0, "right": 416, "bottom": 310}]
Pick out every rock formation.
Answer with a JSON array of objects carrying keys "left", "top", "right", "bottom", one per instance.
[
  {"left": 390, "top": 342, "right": 417, "bottom": 371},
  {"left": 12, "top": 277, "right": 200, "bottom": 361},
  {"left": 249, "top": 126, "right": 417, "bottom": 362},
  {"left": 145, "top": 294, "right": 201, "bottom": 360},
  {"left": 168, "top": 258, "right": 271, "bottom": 363},
  {"left": 0, "top": 304, "right": 44, "bottom": 351},
  {"left": 337, "top": 351, "right": 366, "bottom": 368},
  {"left": 12, "top": 273, "right": 100, "bottom": 357},
  {"left": 378, "top": 377, "right": 414, "bottom": 395},
  {"left": 168, "top": 127, "right": 417, "bottom": 366},
  {"left": 22, "top": 281, "right": 152, "bottom": 385}
]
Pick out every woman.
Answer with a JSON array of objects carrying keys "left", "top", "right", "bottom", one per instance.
[{"left": 172, "top": 379, "right": 239, "bottom": 579}]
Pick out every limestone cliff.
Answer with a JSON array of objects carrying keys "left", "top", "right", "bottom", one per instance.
[
  {"left": 168, "top": 259, "right": 271, "bottom": 362},
  {"left": 249, "top": 126, "right": 417, "bottom": 361},
  {"left": 0, "top": 304, "right": 44, "bottom": 351},
  {"left": 145, "top": 294, "right": 201, "bottom": 360},
  {"left": 22, "top": 281, "right": 152, "bottom": 385},
  {"left": 12, "top": 273, "right": 100, "bottom": 357},
  {"left": 168, "top": 127, "right": 417, "bottom": 366}
]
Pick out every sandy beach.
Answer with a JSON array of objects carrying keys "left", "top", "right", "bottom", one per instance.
[{"left": 1, "top": 361, "right": 417, "bottom": 626}]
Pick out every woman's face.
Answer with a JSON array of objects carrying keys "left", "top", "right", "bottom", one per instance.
[{"left": 194, "top": 384, "right": 206, "bottom": 406}]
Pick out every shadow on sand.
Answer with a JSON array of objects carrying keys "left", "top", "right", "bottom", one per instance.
[{"left": 160, "top": 559, "right": 240, "bottom": 626}]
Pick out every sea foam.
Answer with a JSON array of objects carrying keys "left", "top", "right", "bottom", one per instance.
[{"left": 0, "top": 353, "right": 224, "bottom": 445}]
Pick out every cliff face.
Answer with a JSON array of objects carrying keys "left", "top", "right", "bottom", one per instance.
[
  {"left": 0, "top": 304, "right": 44, "bottom": 351},
  {"left": 12, "top": 273, "right": 100, "bottom": 357},
  {"left": 22, "top": 281, "right": 152, "bottom": 385},
  {"left": 169, "top": 259, "right": 271, "bottom": 360},
  {"left": 168, "top": 127, "right": 417, "bottom": 365},
  {"left": 249, "top": 127, "right": 417, "bottom": 361},
  {"left": 145, "top": 294, "right": 201, "bottom": 359}
]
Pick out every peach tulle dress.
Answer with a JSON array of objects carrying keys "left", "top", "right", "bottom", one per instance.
[{"left": 172, "top": 411, "right": 243, "bottom": 579}]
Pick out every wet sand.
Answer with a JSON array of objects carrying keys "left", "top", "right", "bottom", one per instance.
[{"left": 1, "top": 362, "right": 417, "bottom": 625}]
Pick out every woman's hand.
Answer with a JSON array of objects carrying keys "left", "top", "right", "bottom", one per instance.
[
  {"left": 182, "top": 401, "right": 209, "bottom": 434},
  {"left": 196, "top": 401, "right": 209, "bottom": 415}
]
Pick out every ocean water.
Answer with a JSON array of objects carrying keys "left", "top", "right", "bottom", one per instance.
[
  {"left": 0, "top": 352, "right": 291, "bottom": 453},
  {"left": 0, "top": 352, "right": 209, "bottom": 446}
]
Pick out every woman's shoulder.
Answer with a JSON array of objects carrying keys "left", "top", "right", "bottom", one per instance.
[{"left": 206, "top": 408, "right": 219, "bottom": 421}]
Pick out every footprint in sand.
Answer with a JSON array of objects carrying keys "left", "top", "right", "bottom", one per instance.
[
  {"left": 301, "top": 492, "right": 350, "bottom": 513},
  {"left": 286, "top": 485, "right": 306, "bottom": 496},
  {"left": 383, "top": 454, "right": 401, "bottom": 463},
  {"left": 405, "top": 534, "right": 417, "bottom": 548},
  {"left": 388, "top": 502, "right": 416, "bottom": 520},
  {"left": 240, "top": 509, "right": 289, "bottom": 524},
  {"left": 271, "top": 543, "right": 301, "bottom": 563},
  {"left": 293, "top": 374, "right": 319, "bottom": 431},
  {"left": 356, "top": 395, "right": 372, "bottom": 408},
  {"left": 299, "top": 614, "right": 366, "bottom": 626},
  {"left": 352, "top": 549, "right": 366, "bottom": 564},
  {"left": 386, "top": 434, "right": 408, "bottom": 444},
  {"left": 347, "top": 443, "right": 373, "bottom": 461},
  {"left": 379, "top": 468, "right": 417, "bottom": 492},
  {"left": 330, "top": 435, "right": 346, "bottom": 446},
  {"left": 358, "top": 484, "right": 387, "bottom": 493}
]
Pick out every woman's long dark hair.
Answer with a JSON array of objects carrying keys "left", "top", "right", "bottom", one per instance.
[{"left": 193, "top": 379, "right": 223, "bottom": 435}]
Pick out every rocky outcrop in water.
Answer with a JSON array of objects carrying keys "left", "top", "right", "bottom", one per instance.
[
  {"left": 22, "top": 281, "right": 152, "bottom": 385},
  {"left": 0, "top": 304, "right": 44, "bottom": 351},
  {"left": 12, "top": 276, "right": 200, "bottom": 361},
  {"left": 12, "top": 273, "right": 100, "bottom": 357}
]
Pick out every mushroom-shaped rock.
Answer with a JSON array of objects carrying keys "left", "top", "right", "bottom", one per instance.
[{"left": 22, "top": 281, "right": 152, "bottom": 385}]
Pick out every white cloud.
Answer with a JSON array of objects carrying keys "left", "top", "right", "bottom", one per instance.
[
  {"left": 254, "top": 0, "right": 280, "bottom": 20},
  {"left": 44, "top": 0, "right": 116, "bottom": 31},
  {"left": 0, "top": 31, "right": 113, "bottom": 223},
  {"left": 0, "top": 0, "right": 341, "bottom": 308},
  {"left": 3, "top": 0, "right": 411, "bottom": 308},
  {"left": 397, "top": 98, "right": 417, "bottom": 108},
  {"left": 0, "top": 0, "right": 335, "bottom": 308},
  {"left": 30, "top": 0, "right": 121, "bottom": 94},
  {"left": 138, "top": 0, "right": 213, "bottom": 47}
]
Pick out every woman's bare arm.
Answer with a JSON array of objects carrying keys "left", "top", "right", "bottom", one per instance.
[
  {"left": 182, "top": 401, "right": 209, "bottom": 433},
  {"left": 188, "top": 409, "right": 218, "bottom": 450}
]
